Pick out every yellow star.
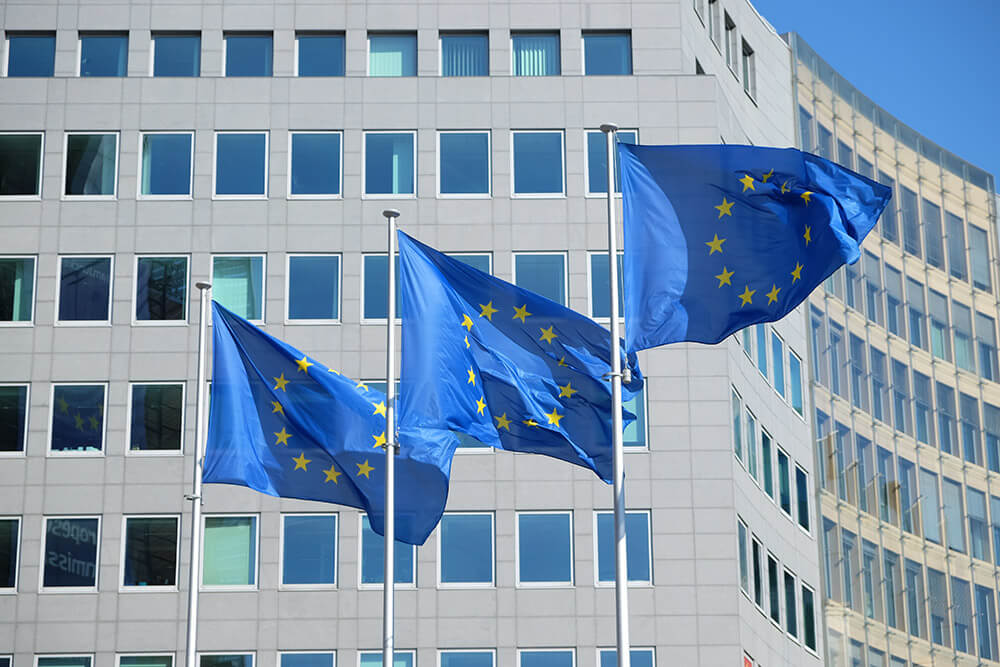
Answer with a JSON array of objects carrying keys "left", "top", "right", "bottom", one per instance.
[
  {"left": 271, "top": 400, "right": 285, "bottom": 416},
  {"left": 558, "top": 382, "right": 578, "bottom": 399},
  {"left": 739, "top": 174, "right": 755, "bottom": 192},
  {"left": 323, "top": 465, "right": 342, "bottom": 484},
  {"left": 467, "top": 368, "right": 476, "bottom": 386},
  {"left": 539, "top": 326, "right": 557, "bottom": 344},
  {"left": 705, "top": 234, "right": 726, "bottom": 255},
  {"left": 273, "top": 373, "right": 289, "bottom": 391},
  {"left": 356, "top": 380, "right": 368, "bottom": 391},
  {"left": 714, "top": 197, "right": 735, "bottom": 219},
  {"left": 738, "top": 285, "right": 756, "bottom": 307},
  {"left": 513, "top": 304, "right": 531, "bottom": 323},
  {"left": 372, "top": 431, "right": 387, "bottom": 449},
  {"left": 479, "top": 301, "right": 498, "bottom": 321},
  {"left": 74, "top": 413, "right": 84, "bottom": 431},
  {"left": 356, "top": 459, "right": 374, "bottom": 478},
  {"left": 803, "top": 225, "right": 812, "bottom": 246},
  {"left": 292, "top": 452, "right": 311, "bottom": 471},
  {"left": 766, "top": 284, "right": 781, "bottom": 305},
  {"left": 461, "top": 314, "right": 474, "bottom": 331},
  {"left": 800, "top": 190, "right": 813, "bottom": 205},
  {"left": 295, "top": 355, "right": 314, "bottom": 373},
  {"left": 791, "top": 262, "right": 803, "bottom": 282},
  {"left": 781, "top": 180, "right": 790, "bottom": 194},
  {"left": 464, "top": 335, "right": 470, "bottom": 349},
  {"left": 762, "top": 168, "right": 774, "bottom": 183},
  {"left": 372, "top": 401, "right": 386, "bottom": 417},
  {"left": 545, "top": 408, "right": 564, "bottom": 427},
  {"left": 715, "top": 266, "right": 734, "bottom": 287},
  {"left": 274, "top": 427, "right": 292, "bottom": 446},
  {"left": 88, "top": 415, "right": 99, "bottom": 431},
  {"left": 476, "top": 397, "right": 486, "bottom": 415},
  {"left": 495, "top": 413, "right": 512, "bottom": 431},
  {"left": 523, "top": 418, "right": 539, "bottom": 427},
  {"left": 328, "top": 367, "right": 340, "bottom": 375},
  {"left": 57, "top": 396, "right": 69, "bottom": 414},
  {"left": 557, "top": 356, "right": 567, "bottom": 367}
]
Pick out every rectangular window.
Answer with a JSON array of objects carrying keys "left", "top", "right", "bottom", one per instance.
[
  {"left": 364, "top": 131, "right": 415, "bottom": 197},
  {"left": 993, "top": 496, "right": 1000, "bottom": 567},
  {"left": 289, "top": 132, "right": 342, "bottom": 197},
  {"left": 202, "top": 515, "right": 257, "bottom": 588},
  {"left": 708, "top": 0, "right": 721, "bottom": 44},
  {"left": 295, "top": 32, "right": 344, "bottom": 77},
  {"left": 946, "top": 211, "right": 968, "bottom": 280},
  {"left": 977, "top": 312, "right": 998, "bottom": 381},
  {"left": 0, "top": 384, "right": 28, "bottom": 453},
  {"left": 856, "top": 155, "right": 874, "bottom": 178},
  {"left": 767, "top": 553, "right": 780, "bottom": 623},
  {"left": 129, "top": 383, "right": 183, "bottom": 452},
  {"left": 200, "top": 656, "right": 252, "bottom": 667},
  {"left": 884, "top": 447, "right": 903, "bottom": 524},
  {"left": 737, "top": 519, "right": 748, "bottom": 594},
  {"left": 777, "top": 448, "right": 791, "bottom": 516},
  {"left": 287, "top": 255, "right": 340, "bottom": 322},
  {"left": 987, "top": 403, "right": 1000, "bottom": 472},
  {"left": 731, "top": 389, "right": 742, "bottom": 462},
  {"left": 64, "top": 132, "right": 118, "bottom": 197},
  {"left": 513, "top": 253, "right": 566, "bottom": 306},
  {"left": 760, "top": 430, "right": 773, "bottom": 498},
  {"left": 0, "top": 517, "right": 19, "bottom": 589},
  {"left": 891, "top": 359, "right": 910, "bottom": 435},
  {"left": 152, "top": 32, "right": 201, "bottom": 76},
  {"left": 756, "top": 324, "right": 768, "bottom": 378},
  {"left": 849, "top": 334, "right": 868, "bottom": 411},
  {"left": 877, "top": 171, "right": 899, "bottom": 243},
  {"left": 358, "top": 652, "right": 413, "bottom": 667},
  {"left": 970, "top": 225, "right": 992, "bottom": 292},
  {"left": 225, "top": 32, "right": 272, "bottom": 76},
  {"left": 795, "top": 466, "right": 809, "bottom": 531},
  {"left": 440, "top": 651, "right": 494, "bottom": 667},
  {"left": 50, "top": 384, "right": 106, "bottom": 453},
  {"left": 135, "top": 256, "right": 187, "bottom": 322},
  {"left": 798, "top": 107, "right": 813, "bottom": 154},
  {"left": 519, "top": 650, "right": 572, "bottom": 667},
  {"left": 281, "top": 514, "right": 336, "bottom": 587},
  {"left": 968, "top": 486, "right": 989, "bottom": 562},
  {"left": 905, "top": 559, "right": 926, "bottom": 638},
  {"left": 211, "top": 255, "right": 264, "bottom": 321},
  {"left": 6, "top": 32, "right": 56, "bottom": 76},
  {"left": 908, "top": 371, "right": 932, "bottom": 448},
  {"left": 439, "top": 513, "right": 493, "bottom": 585},
  {"left": 822, "top": 519, "right": 838, "bottom": 601},
  {"left": 598, "top": 649, "right": 654, "bottom": 667},
  {"left": 582, "top": 31, "right": 631, "bottom": 75},
  {"left": 772, "top": 333, "right": 785, "bottom": 397},
  {"left": 784, "top": 570, "right": 798, "bottom": 638},
  {"left": 928, "top": 568, "right": 951, "bottom": 646},
  {"left": 140, "top": 133, "right": 193, "bottom": 198},
  {"left": 863, "top": 252, "right": 882, "bottom": 325},
  {"left": 361, "top": 254, "right": 400, "bottom": 321},
  {"left": 856, "top": 435, "right": 875, "bottom": 513},
  {"left": 517, "top": 512, "right": 572, "bottom": 586},
  {"left": 438, "top": 131, "right": 490, "bottom": 196},
  {"left": 841, "top": 529, "right": 860, "bottom": 611},
  {"left": 585, "top": 129, "right": 637, "bottom": 195},
  {"left": 745, "top": 411, "right": 758, "bottom": 481},
  {"left": 214, "top": 132, "right": 268, "bottom": 197},
  {"left": 122, "top": 516, "right": 178, "bottom": 587},
  {"left": 511, "top": 32, "right": 560, "bottom": 76},
  {"left": 279, "top": 654, "right": 332, "bottom": 667},
  {"left": 589, "top": 252, "right": 624, "bottom": 319},
  {"left": 837, "top": 139, "right": 853, "bottom": 170},
  {"left": 512, "top": 130, "right": 565, "bottom": 197},
  {"left": 809, "top": 307, "right": 826, "bottom": 384},
  {"left": 817, "top": 125, "right": 832, "bottom": 160},
  {"left": 923, "top": 198, "right": 945, "bottom": 269},
  {"left": 906, "top": 278, "right": 926, "bottom": 349},
  {"left": 723, "top": 14, "right": 737, "bottom": 71},
  {"left": 960, "top": 392, "right": 982, "bottom": 464},
  {"left": 802, "top": 585, "right": 817, "bottom": 651},
  {"left": 938, "top": 382, "right": 958, "bottom": 456},
  {"left": 0, "top": 133, "right": 43, "bottom": 197},
  {"left": 57, "top": 255, "right": 112, "bottom": 323},
  {"left": 883, "top": 550, "right": 903, "bottom": 630},
  {"left": 440, "top": 32, "right": 487, "bottom": 76},
  {"left": 929, "top": 289, "right": 951, "bottom": 361},
  {"left": 884, "top": 264, "right": 904, "bottom": 337},
  {"left": 360, "top": 514, "right": 415, "bottom": 586},
  {"left": 368, "top": 33, "right": 416, "bottom": 77},
  {"left": 42, "top": 516, "right": 100, "bottom": 589},
  {"left": 39, "top": 660, "right": 92, "bottom": 667},
  {"left": 843, "top": 262, "right": 860, "bottom": 309},
  {"left": 976, "top": 585, "right": 999, "bottom": 660},
  {"left": 79, "top": 33, "right": 128, "bottom": 77},
  {"left": 622, "top": 388, "right": 646, "bottom": 448},
  {"left": 901, "top": 185, "right": 921, "bottom": 256},
  {"left": 751, "top": 537, "right": 764, "bottom": 608},
  {"left": 943, "top": 477, "right": 966, "bottom": 552},
  {"left": 788, "top": 351, "right": 803, "bottom": 415},
  {"left": 595, "top": 510, "right": 651, "bottom": 584},
  {"left": 920, "top": 468, "right": 941, "bottom": 543},
  {"left": 0, "top": 256, "right": 35, "bottom": 323},
  {"left": 953, "top": 301, "right": 975, "bottom": 371},
  {"left": 829, "top": 322, "right": 846, "bottom": 397}
]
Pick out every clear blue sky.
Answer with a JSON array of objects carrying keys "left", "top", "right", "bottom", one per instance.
[{"left": 749, "top": 0, "right": 1000, "bottom": 182}]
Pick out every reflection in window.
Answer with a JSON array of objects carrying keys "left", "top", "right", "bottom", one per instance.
[
  {"left": 583, "top": 31, "right": 631, "bottom": 75},
  {"left": 39, "top": 658, "right": 92, "bottom": 667},
  {"left": 922, "top": 198, "right": 944, "bottom": 269},
  {"left": 441, "top": 33, "right": 487, "bottom": 76},
  {"left": 928, "top": 289, "right": 951, "bottom": 361},
  {"left": 954, "top": 301, "right": 975, "bottom": 372},
  {"left": 152, "top": 33, "right": 201, "bottom": 76},
  {"left": 905, "top": 559, "right": 926, "bottom": 638},
  {"left": 970, "top": 225, "right": 992, "bottom": 292},
  {"left": 518, "top": 512, "right": 572, "bottom": 585},
  {"left": 596, "top": 511, "right": 650, "bottom": 583},
  {"left": 215, "top": 133, "right": 267, "bottom": 196},
  {"left": 51, "top": 384, "right": 105, "bottom": 453},
  {"left": 767, "top": 552, "right": 780, "bottom": 622},
  {"left": 212, "top": 255, "right": 264, "bottom": 320},
  {"left": 79, "top": 33, "right": 128, "bottom": 76},
  {"left": 776, "top": 447, "right": 791, "bottom": 515},
  {"left": 976, "top": 585, "right": 999, "bottom": 660},
  {"left": 731, "top": 389, "right": 742, "bottom": 462},
  {"left": 968, "top": 487, "right": 989, "bottom": 562},
  {"left": 586, "top": 130, "right": 636, "bottom": 194},
  {"left": 0, "top": 518, "right": 19, "bottom": 588},
  {"left": 977, "top": 312, "right": 998, "bottom": 381},
  {"left": 0, "top": 133, "right": 43, "bottom": 196},
  {"left": 438, "top": 131, "right": 490, "bottom": 195},
  {"left": 365, "top": 132, "right": 415, "bottom": 196},
  {"left": 589, "top": 252, "right": 623, "bottom": 319},
  {"left": 360, "top": 514, "right": 415, "bottom": 585},
  {"left": 0, "top": 257, "right": 35, "bottom": 322},
  {"left": 891, "top": 359, "right": 909, "bottom": 435},
  {"left": 130, "top": 383, "right": 183, "bottom": 451},
  {"left": 884, "top": 264, "right": 904, "bottom": 337},
  {"left": 912, "top": 371, "right": 932, "bottom": 445},
  {"left": 937, "top": 383, "right": 958, "bottom": 456},
  {"left": 784, "top": 570, "right": 798, "bottom": 637},
  {"left": 440, "top": 513, "right": 493, "bottom": 584},
  {"left": 788, "top": 351, "right": 803, "bottom": 415},
  {"left": 514, "top": 253, "right": 565, "bottom": 306},
  {"left": 290, "top": 132, "right": 341, "bottom": 196},
  {"left": 202, "top": 515, "right": 257, "bottom": 587},
  {"left": 141, "top": 134, "right": 193, "bottom": 196},
  {"left": 511, "top": 32, "right": 559, "bottom": 76},
  {"left": 623, "top": 388, "right": 646, "bottom": 448},
  {"left": 802, "top": 585, "right": 817, "bottom": 650},
  {"left": 123, "top": 516, "right": 178, "bottom": 586},
  {"left": 512, "top": 131, "right": 564, "bottom": 196},
  {"left": 737, "top": 519, "right": 748, "bottom": 593},
  {"left": 282, "top": 514, "right": 336, "bottom": 585},
  {"left": 920, "top": 468, "right": 941, "bottom": 543},
  {"left": 960, "top": 393, "right": 982, "bottom": 465},
  {"left": 928, "top": 568, "right": 951, "bottom": 647},
  {"left": 368, "top": 33, "right": 416, "bottom": 77},
  {"left": 6, "top": 32, "right": 56, "bottom": 76},
  {"left": 296, "top": 33, "right": 345, "bottom": 76},
  {"left": 946, "top": 211, "right": 968, "bottom": 280},
  {"left": 288, "top": 255, "right": 339, "bottom": 321},
  {"left": 136, "top": 256, "right": 187, "bottom": 321},
  {"left": 65, "top": 133, "right": 118, "bottom": 196},
  {"left": 58, "top": 256, "right": 112, "bottom": 322},
  {"left": 225, "top": 33, "right": 273, "bottom": 76},
  {"left": 901, "top": 186, "right": 921, "bottom": 256},
  {"left": 43, "top": 517, "right": 99, "bottom": 588}
]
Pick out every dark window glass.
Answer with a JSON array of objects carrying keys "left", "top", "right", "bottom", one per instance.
[
  {"left": 0, "top": 133, "right": 43, "bottom": 196},
  {"left": 200, "top": 656, "right": 252, "bottom": 667},
  {"left": 79, "top": 33, "right": 128, "bottom": 76},
  {"left": 586, "top": 129, "right": 637, "bottom": 194},
  {"left": 0, "top": 385, "right": 28, "bottom": 453},
  {"left": 129, "top": 384, "right": 183, "bottom": 451},
  {"left": 152, "top": 33, "right": 201, "bottom": 76},
  {"left": 123, "top": 516, "right": 178, "bottom": 586},
  {"left": 450, "top": 254, "right": 491, "bottom": 274},
  {"left": 136, "top": 256, "right": 187, "bottom": 321},
  {"left": 511, "top": 32, "right": 559, "bottom": 76},
  {"left": 856, "top": 156, "right": 874, "bottom": 179},
  {"left": 364, "top": 133, "right": 415, "bottom": 196},
  {"left": 923, "top": 198, "right": 944, "bottom": 269},
  {"left": 288, "top": 255, "right": 340, "bottom": 321},
  {"left": 816, "top": 124, "right": 832, "bottom": 159},
  {"left": 802, "top": 586, "right": 816, "bottom": 650},
  {"left": 798, "top": 107, "right": 812, "bottom": 153},
  {"left": 795, "top": 466, "right": 809, "bottom": 530},
  {"left": 290, "top": 133, "right": 341, "bottom": 196},
  {"left": 439, "top": 132, "right": 490, "bottom": 195},
  {"left": 296, "top": 33, "right": 345, "bottom": 76},
  {"left": 901, "top": 186, "right": 921, "bottom": 256},
  {"left": 0, "top": 257, "right": 35, "bottom": 322},
  {"left": 596, "top": 511, "right": 650, "bottom": 583},
  {"left": 877, "top": 171, "right": 898, "bottom": 243},
  {"left": 225, "top": 33, "right": 273, "bottom": 76},
  {"left": 358, "top": 653, "right": 413, "bottom": 667},
  {"left": 767, "top": 553, "right": 780, "bottom": 622},
  {"left": 954, "top": 301, "right": 975, "bottom": 372},
  {"left": 784, "top": 571, "right": 798, "bottom": 637},
  {"left": 141, "top": 134, "right": 193, "bottom": 196},
  {"left": 215, "top": 133, "right": 267, "bottom": 196},
  {"left": 777, "top": 448, "right": 791, "bottom": 514},
  {"left": 65, "top": 133, "right": 117, "bottom": 196},
  {"left": 43, "top": 517, "right": 99, "bottom": 587},
  {"left": 891, "top": 359, "right": 910, "bottom": 435},
  {"left": 368, "top": 33, "right": 417, "bottom": 76},
  {"left": 58, "top": 256, "right": 112, "bottom": 322},
  {"left": 440, "top": 513, "right": 492, "bottom": 584},
  {"left": 281, "top": 655, "right": 333, "bottom": 667},
  {"left": 0, "top": 518, "right": 17, "bottom": 588},
  {"left": 514, "top": 253, "right": 565, "bottom": 305},
  {"left": 51, "top": 384, "right": 105, "bottom": 452},
  {"left": 360, "top": 514, "right": 414, "bottom": 585},
  {"left": 119, "top": 659, "right": 172, "bottom": 667},
  {"left": 884, "top": 264, "right": 904, "bottom": 337},
  {"left": 282, "top": 515, "right": 336, "bottom": 585},
  {"left": 512, "top": 132, "right": 563, "bottom": 195},
  {"left": 440, "top": 33, "right": 487, "bottom": 76},
  {"left": 583, "top": 31, "right": 632, "bottom": 75},
  {"left": 906, "top": 278, "right": 926, "bottom": 349},
  {"left": 518, "top": 512, "right": 572, "bottom": 584},
  {"left": 6, "top": 33, "right": 56, "bottom": 76},
  {"left": 946, "top": 211, "right": 968, "bottom": 280}
]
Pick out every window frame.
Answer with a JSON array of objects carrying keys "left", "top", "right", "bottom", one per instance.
[
  {"left": 361, "top": 130, "right": 417, "bottom": 200},
  {"left": 3, "top": 32, "right": 57, "bottom": 77},
  {"left": 77, "top": 32, "right": 129, "bottom": 77},
  {"left": 517, "top": 648, "right": 575, "bottom": 667},
  {"left": 783, "top": 567, "right": 799, "bottom": 642},
  {"left": 149, "top": 31, "right": 202, "bottom": 77},
  {"left": 437, "top": 650, "right": 495, "bottom": 667},
  {"left": 136, "top": 131, "right": 195, "bottom": 200},
  {"left": 62, "top": 131, "right": 119, "bottom": 201},
  {"left": 221, "top": 31, "right": 273, "bottom": 77},
  {"left": 212, "top": 130, "right": 269, "bottom": 200},
  {"left": 278, "top": 512, "right": 339, "bottom": 590},
  {"left": 740, "top": 38, "right": 756, "bottom": 101},
  {"left": 200, "top": 513, "right": 260, "bottom": 591},
  {"left": 514, "top": 510, "right": 574, "bottom": 588},
  {"left": 438, "top": 31, "right": 489, "bottom": 77},
  {"left": 580, "top": 30, "right": 632, "bottom": 76},
  {"left": 125, "top": 381, "right": 186, "bottom": 456},
  {"left": 0, "top": 131, "right": 44, "bottom": 200},
  {"left": 583, "top": 128, "right": 638, "bottom": 199},
  {"left": 286, "top": 130, "right": 344, "bottom": 200},
  {"left": 47, "top": 382, "right": 108, "bottom": 457},
  {"left": 509, "top": 31, "right": 561, "bottom": 76},
  {"left": 119, "top": 514, "right": 181, "bottom": 591},
  {"left": 794, "top": 464, "right": 811, "bottom": 535},
  {"left": 510, "top": 129, "right": 566, "bottom": 199},
  {"left": 0, "top": 383, "right": 29, "bottom": 457},
  {"left": 436, "top": 511, "right": 495, "bottom": 589},
  {"left": 284, "top": 253, "right": 342, "bottom": 325},
  {"left": 39, "top": 515, "right": 102, "bottom": 592},
  {"left": 0, "top": 515, "right": 21, "bottom": 592},
  {"left": 366, "top": 32, "right": 418, "bottom": 77},
  {"left": 593, "top": 509, "right": 653, "bottom": 587},
  {"left": 209, "top": 253, "right": 267, "bottom": 324},
  {"left": 511, "top": 251, "right": 569, "bottom": 307},
  {"left": 132, "top": 254, "right": 191, "bottom": 326},
  {"left": 801, "top": 582, "right": 819, "bottom": 655},
  {"left": 357, "top": 513, "right": 417, "bottom": 590},
  {"left": 436, "top": 129, "right": 492, "bottom": 199},
  {"left": 55, "top": 254, "right": 114, "bottom": 326},
  {"left": 293, "top": 31, "right": 346, "bottom": 78},
  {"left": 0, "top": 254, "right": 37, "bottom": 326},
  {"left": 117, "top": 654, "right": 176, "bottom": 667}
]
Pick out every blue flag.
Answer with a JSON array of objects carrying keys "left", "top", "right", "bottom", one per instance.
[
  {"left": 619, "top": 143, "right": 891, "bottom": 351},
  {"left": 204, "top": 302, "right": 453, "bottom": 545},
  {"left": 397, "top": 231, "right": 643, "bottom": 483}
]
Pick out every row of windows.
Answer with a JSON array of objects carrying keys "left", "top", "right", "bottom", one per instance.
[
  {"left": 1, "top": 30, "right": 633, "bottom": 78},
  {"left": 693, "top": 0, "right": 757, "bottom": 99},
  {"left": 735, "top": 517, "right": 818, "bottom": 654},
  {"left": 828, "top": 635, "right": 921, "bottom": 667},
  {"left": 736, "top": 323, "right": 806, "bottom": 417},
  {"left": 0, "top": 129, "right": 635, "bottom": 200},
  {"left": 0, "top": 511, "right": 653, "bottom": 592}
]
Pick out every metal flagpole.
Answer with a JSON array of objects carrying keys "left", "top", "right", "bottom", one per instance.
[
  {"left": 382, "top": 209, "right": 401, "bottom": 667},
  {"left": 600, "top": 123, "right": 632, "bottom": 667},
  {"left": 185, "top": 281, "right": 212, "bottom": 667}
]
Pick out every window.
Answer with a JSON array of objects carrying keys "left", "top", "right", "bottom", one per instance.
[
  {"left": 281, "top": 514, "right": 336, "bottom": 587},
  {"left": 737, "top": 519, "right": 748, "bottom": 593},
  {"left": 214, "top": 132, "right": 268, "bottom": 197},
  {"left": 809, "top": 308, "right": 825, "bottom": 384},
  {"left": 884, "top": 264, "right": 904, "bottom": 337},
  {"left": 744, "top": 411, "right": 757, "bottom": 481},
  {"left": 211, "top": 255, "right": 264, "bottom": 321},
  {"left": 912, "top": 371, "right": 932, "bottom": 445},
  {"left": 296, "top": 32, "right": 344, "bottom": 76},
  {"left": 740, "top": 40, "right": 756, "bottom": 97},
  {"left": 57, "top": 255, "right": 113, "bottom": 323},
  {"left": 788, "top": 351, "right": 803, "bottom": 415},
  {"left": 598, "top": 649, "right": 654, "bottom": 667},
  {"left": 511, "top": 32, "right": 559, "bottom": 76},
  {"left": 891, "top": 359, "right": 910, "bottom": 435},
  {"left": 122, "top": 516, "right": 178, "bottom": 587},
  {"left": 920, "top": 468, "right": 941, "bottom": 543},
  {"left": 585, "top": 129, "right": 637, "bottom": 195},
  {"left": 755, "top": 325, "right": 768, "bottom": 378},
  {"left": 953, "top": 301, "right": 975, "bottom": 372},
  {"left": 438, "top": 131, "right": 490, "bottom": 196},
  {"left": 776, "top": 448, "right": 791, "bottom": 516},
  {"left": 50, "top": 384, "right": 106, "bottom": 453},
  {"left": 225, "top": 32, "right": 272, "bottom": 76},
  {"left": 582, "top": 31, "right": 631, "bottom": 75},
  {"left": 968, "top": 487, "right": 989, "bottom": 562},
  {"left": 960, "top": 393, "right": 981, "bottom": 464},
  {"left": 883, "top": 549, "right": 903, "bottom": 630},
  {"left": 970, "top": 225, "right": 992, "bottom": 292},
  {"left": 976, "top": 585, "right": 999, "bottom": 660},
  {"left": 862, "top": 253, "right": 883, "bottom": 325},
  {"left": 42, "top": 516, "right": 100, "bottom": 589},
  {"left": 901, "top": 186, "right": 921, "bottom": 256},
  {"left": 359, "top": 652, "right": 413, "bottom": 667},
  {"left": 923, "top": 198, "right": 945, "bottom": 269},
  {"left": 362, "top": 254, "right": 400, "bottom": 320},
  {"left": 514, "top": 253, "right": 566, "bottom": 305},
  {"left": 801, "top": 585, "right": 817, "bottom": 651},
  {"left": 856, "top": 155, "right": 874, "bottom": 178},
  {"left": 928, "top": 289, "right": 951, "bottom": 361},
  {"left": 515, "top": 511, "right": 574, "bottom": 586},
  {"left": 943, "top": 477, "right": 966, "bottom": 552},
  {"left": 795, "top": 466, "right": 809, "bottom": 531},
  {"left": 622, "top": 388, "right": 646, "bottom": 448},
  {"left": 837, "top": 140, "right": 853, "bottom": 170},
  {"left": 288, "top": 132, "right": 341, "bottom": 197},
  {"left": 760, "top": 430, "right": 773, "bottom": 498},
  {"left": 0, "top": 133, "right": 43, "bottom": 197},
  {"left": 751, "top": 537, "right": 764, "bottom": 609},
  {"left": 5, "top": 32, "right": 56, "bottom": 76},
  {"left": 135, "top": 256, "right": 188, "bottom": 322},
  {"left": 440, "top": 32, "right": 487, "bottom": 76},
  {"left": 79, "top": 33, "right": 128, "bottom": 77},
  {"left": 771, "top": 333, "right": 785, "bottom": 397},
  {"left": 129, "top": 383, "right": 183, "bottom": 452},
  {"left": 0, "top": 256, "right": 35, "bottom": 323},
  {"left": 986, "top": 403, "right": 1000, "bottom": 473},
  {"left": 439, "top": 513, "right": 493, "bottom": 585},
  {"left": 595, "top": 510, "right": 651, "bottom": 584},
  {"left": 723, "top": 14, "right": 737, "bottom": 71},
  {"left": 828, "top": 322, "right": 846, "bottom": 397},
  {"left": 360, "top": 514, "right": 415, "bottom": 586},
  {"left": 152, "top": 32, "right": 200, "bottom": 76},
  {"left": 707, "top": 0, "right": 720, "bottom": 45},
  {"left": 900, "top": 462, "right": 918, "bottom": 533},
  {"left": 731, "top": 389, "right": 742, "bottom": 461},
  {"left": 139, "top": 133, "right": 193, "bottom": 198},
  {"left": 976, "top": 313, "right": 998, "bottom": 381},
  {"left": 0, "top": 384, "right": 28, "bottom": 453},
  {"left": 848, "top": 334, "right": 867, "bottom": 411},
  {"left": 64, "top": 132, "right": 118, "bottom": 197},
  {"left": 928, "top": 568, "right": 951, "bottom": 646},
  {"left": 993, "top": 496, "right": 1000, "bottom": 567},
  {"left": 945, "top": 210, "right": 968, "bottom": 280},
  {"left": 512, "top": 131, "right": 564, "bottom": 197},
  {"left": 202, "top": 515, "right": 257, "bottom": 588},
  {"left": 589, "top": 252, "right": 624, "bottom": 319},
  {"left": 368, "top": 33, "right": 416, "bottom": 77},
  {"left": 38, "top": 658, "right": 92, "bottom": 667},
  {"left": 279, "top": 654, "right": 333, "bottom": 667},
  {"left": 0, "top": 517, "right": 19, "bottom": 589},
  {"left": 784, "top": 570, "right": 798, "bottom": 638},
  {"left": 200, "top": 656, "right": 252, "bottom": 667},
  {"left": 938, "top": 382, "right": 958, "bottom": 456},
  {"left": 287, "top": 255, "right": 340, "bottom": 321},
  {"left": 519, "top": 650, "right": 572, "bottom": 667},
  {"left": 821, "top": 517, "right": 838, "bottom": 602},
  {"left": 876, "top": 171, "right": 899, "bottom": 243},
  {"left": 798, "top": 107, "right": 813, "bottom": 154},
  {"left": 440, "top": 651, "right": 494, "bottom": 667},
  {"left": 767, "top": 553, "right": 780, "bottom": 623},
  {"left": 364, "top": 131, "right": 416, "bottom": 197},
  {"left": 904, "top": 559, "right": 926, "bottom": 638},
  {"left": 906, "top": 278, "right": 926, "bottom": 349}
]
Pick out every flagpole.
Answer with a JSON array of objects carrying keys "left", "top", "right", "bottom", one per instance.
[
  {"left": 600, "top": 123, "right": 631, "bottom": 667},
  {"left": 382, "top": 208, "right": 400, "bottom": 667},
  {"left": 184, "top": 281, "right": 212, "bottom": 667}
]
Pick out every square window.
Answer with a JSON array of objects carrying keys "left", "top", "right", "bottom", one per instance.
[
  {"left": 511, "top": 32, "right": 559, "bottom": 76},
  {"left": 439, "top": 513, "right": 493, "bottom": 585},
  {"left": 513, "top": 253, "right": 566, "bottom": 306},
  {"left": 79, "top": 33, "right": 128, "bottom": 77},
  {"left": 135, "top": 256, "right": 188, "bottom": 322},
  {"left": 0, "top": 517, "right": 19, "bottom": 589},
  {"left": 0, "top": 133, "right": 43, "bottom": 197},
  {"left": 512, "top": 131, "right": 564, "bottom": 196},
  {"left": 64, "top": 133, "right": 118, "bottom": 197},
  {"left": 598, "top": 649, "right": 654, "bottom": 667},
  {"left": 0, "top": 385, "right": 29, "bottom": 453},
  {"left": 517, "top": 512, "right": 572, "bottom": 585},
  {"left": 519, "top": 650, "right": 573, "bottom": 667},
  {"left": 0, "top": 256, "right": 36, "bottom": 322},
  {"left": 289, "top": 132, "right": 342, "bottom": 197},
  {"left": 42, "top": 517, "right": 100, "bottom": 589},
  {"left": 438, "top": 131, "right": 490, "bottom": 196},
  {"left": 359, "top": 514, "right": 415, "bottom": 586},
  {"left": 589, "top": 252, "right": 623, "bottom": 319},
  {"left": 214, "top": 132, "right": 268, "bottom": 197},
  {"left": 359, "top": 652, "right": 413, "bottom": 667},
  {"left": 129, "top": 383, "right": 184, "bottom": 452},
  {"left": 364, "top": 132, "right": 415, "bottom": 197},
  {"left": 582, "top": 31, "right": 631, "bottom": 75},
  {"left": 140, "top": 133, "right": 193, "bottom": 197},
  {"left": 287, "top": 255, "right": 340, "bottom": 321},
  {"left": 368, "top": 33, "right": 416, "bottom": 77},
  {"left": 119, "top": 656, "right": 173, "bottom": 667},
  {"left": 595, "top": 510, "right": 651, "bottom": 584},
  {"left": 296, "top": 33, "right": 345, "bottom": 76},
  {"left": 623, "top": 388, "right": 646, "bottom": 448},
  {"left": 225, "top": 33, "right": 272, "bottom": 76},
  {"left": 361, "top": 254, "right": 400, "bottom": 321},
  {"left": 200, "top": 656, "right": 253, "bottom": 667},
  {"left": 50, "top": 384, "right": 106, "bottom": 453},
  {"left": 211, "top": 255, "right": 265, "bottom": 321},
  {"left": 122, "top": 516, "right": 179, "bottom": 587},
  {"left": 281, "top": 514, "right": 337, "bottom": 586},
  {"left": 38, "top": 658, "right": 92, "bottom": 667},
  {"left": 6, "top": 32, "right": 56, "bottom": 76},
  {"left": 440, "top": 652, "right": 494, "bottom": 667},
  {"left": 440, "top": 32, "right": 488, "bottom": 76},
  {"left": 279, "top": 654, "right": 333, "bottom": 667},
  {"left": 202, "top": 515, "right": 257, "bottom": 588},
  {"left": 57, "top": 256, "right": 113, "bottom": 323},
  {"left": 586, "top": 129, "right": 636, "bottom": 195},
  {"left": 152, "top": 33, "right": 200, "bottom": 76}
]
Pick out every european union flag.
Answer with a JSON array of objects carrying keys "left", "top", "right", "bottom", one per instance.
[
  {"left": 619, "top": 143, "right": 892, "bottom": 351},
  {"left": 204, "top": 302, "right": 453, "bottom": 545},
  {"left": 397, "top": 232, "right": 643, "bottom": 483}
]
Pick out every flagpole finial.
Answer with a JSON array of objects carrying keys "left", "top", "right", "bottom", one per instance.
[
  {"left": 382, "top": 209, "right": 401, "bottom": 220},
  {"left": 195, "top": 282, "right": 211, "bottom": 290},
  {"left": 600, "top": 123, "right": 619, "bottom": 134}
]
